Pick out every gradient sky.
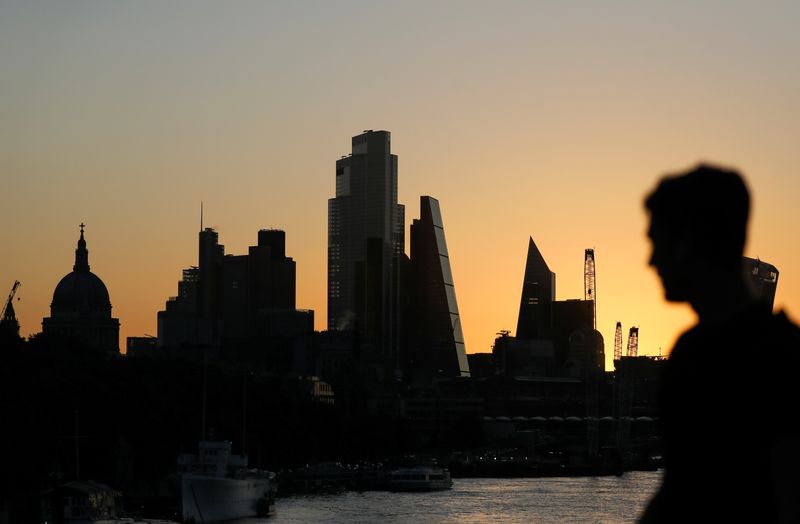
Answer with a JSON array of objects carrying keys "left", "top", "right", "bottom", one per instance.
[{"left": 2, "top": 1, "right": 799, "bottom": 370}]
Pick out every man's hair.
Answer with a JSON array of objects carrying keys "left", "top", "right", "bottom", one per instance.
[{"left": 645, "top": 164, "right": 750, "bottom": 267}]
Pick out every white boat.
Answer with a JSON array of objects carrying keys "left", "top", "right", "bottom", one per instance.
[
  {"left": 178, "top": 440, "right": 275, "bottom": 522},
  {"left": 387, "top": 467, "right": 453, "bottom": 492}
]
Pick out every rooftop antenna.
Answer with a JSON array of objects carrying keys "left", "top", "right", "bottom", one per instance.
[{"left": 200, "top": 201, "right": 204, "bottom": 231}]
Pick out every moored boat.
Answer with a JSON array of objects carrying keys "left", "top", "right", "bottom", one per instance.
[
  {"left": 178, "top": 440, "right": 275, "bottom": 522},
  {"left": 388, "top": 467, "right": 453, "bottom": 492}
]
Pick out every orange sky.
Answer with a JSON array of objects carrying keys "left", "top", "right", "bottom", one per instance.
[{"left": 2, "top": 3, "right": 799, "bottom": 370}]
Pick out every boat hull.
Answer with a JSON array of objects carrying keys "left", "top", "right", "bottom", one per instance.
[
  {"left": 182, "top": 474, "right": 271, "bottom": 522},
  {"left": 388, "top": 479, "right": 453, "bottom": 492}
]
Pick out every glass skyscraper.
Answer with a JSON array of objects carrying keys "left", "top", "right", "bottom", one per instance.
[
  {"left": 408, "top": 196, "right": 470, "bottom": 378},
  {"left": 328, "top": 130, "right": 404, "bottom": 374}
]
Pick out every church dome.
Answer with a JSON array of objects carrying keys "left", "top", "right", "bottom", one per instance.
[
  {"left": 49, "top": 224, "right": 113, "bottom": 318},
  {"left": 51, "top": 271, "right": 111, "bottom": 317}
]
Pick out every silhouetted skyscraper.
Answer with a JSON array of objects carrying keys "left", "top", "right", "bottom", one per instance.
[
  {"left": 158, "top": 228, "right": 311, "bottom": 356},
  {"left": 408, "top": 196, "right": 470, "bottom": 379},
  {"left": 42, "top": 224, "right": 120, "bottom": 353},
  {"left": 328, "top": 130, "right": 404, "bottom": 377},
  {"left": 516, "top": 237, "right": 556, "bottom": 339},
  {"left": 743, "top": 256, "right": 779, "bottom": 310}
]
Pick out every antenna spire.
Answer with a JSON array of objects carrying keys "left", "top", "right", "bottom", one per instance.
[{"left": 200, "top": 202, "right": 204, "bottom": 231}]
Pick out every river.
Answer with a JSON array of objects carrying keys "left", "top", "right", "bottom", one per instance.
[{"left": 239, "top": 471, "right": 661, "bottom": 523}]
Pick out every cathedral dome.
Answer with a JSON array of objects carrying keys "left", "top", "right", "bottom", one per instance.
[
  {"left": 42, "top": 224, "right": 119, "bottom": 353},
  {"left": 51, "top": 271, "right": 111, "bottom": 317}
]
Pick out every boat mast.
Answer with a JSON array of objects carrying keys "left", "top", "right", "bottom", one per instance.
[
  {"left": 75, "top": 409, "right": 80, "bottom": 480},
  {"left": 242, "top": 370, "right": 247, "bottom": 455},
  {"left": 201, "top": 349, "right": 208, "bottom": 440}
]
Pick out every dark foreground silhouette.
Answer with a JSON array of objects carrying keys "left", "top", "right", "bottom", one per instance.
[{"left": 640, "top": 165, "right": 800, "bottom": 523}]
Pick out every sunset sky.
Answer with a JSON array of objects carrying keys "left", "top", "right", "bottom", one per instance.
[{"left": 2, "top": 2, "right": 799, "bottom": 369}]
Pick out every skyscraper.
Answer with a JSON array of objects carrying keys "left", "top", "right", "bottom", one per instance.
[
  {"left": 328, "top": 130, "right": 404, "bottom": 376},
  {"left": 516, "top": 237, "right": 556, "bottom": 339},
  {"left": 743, "top": 256, "right": 779, "bottom": 310},
  {"left": 408, "top": 196, "right": 470, "bottom": 379},
  {"left": 158, "top": 228, "right": 311, "bottom": 357}
]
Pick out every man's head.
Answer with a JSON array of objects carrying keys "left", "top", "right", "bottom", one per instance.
[{"left": 645, "top": 164, "right": 750, "bottom": 302}]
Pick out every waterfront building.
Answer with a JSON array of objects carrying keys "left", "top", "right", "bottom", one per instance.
[
  {"left": 466, "top": 352, "right": 494, "bottom": 379},
  {"left": 41, "top": 481, "right": 120, "bottom": 522},
  {"left": 126, "top": 335, "right": 157, "bottom": 357},
  {"left": 552, "top": 299, "right": 605, "bottom": 374},
  {"left": 613, "top": 355, "right": 665, "bottom": 418},
  {"left": 328, "top": 130, "right": 404, "bottom": 380},
  {"left": 493, "top": 331, "right": 556, "bottom": 377},
  {"left": 564, "top": 327, "right": 605, "bottom": 377},
  {"left": 407, "top": 196, "right": 470, "bottom": 379},
  {"left": 42, "top": 224, "right": 120, "bottom": 354}
]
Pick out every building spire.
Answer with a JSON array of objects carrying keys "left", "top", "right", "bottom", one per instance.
[{"left": 74, "top": 223, "right": 90, "bottom": 272}]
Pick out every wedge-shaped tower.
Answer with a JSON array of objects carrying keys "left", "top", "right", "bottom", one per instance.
[
  {"left": 516, "top": 237, "right": 556, "bottom": 339},
  {"left": 409, "top": 196, "right": 470, "bottom": 378}
]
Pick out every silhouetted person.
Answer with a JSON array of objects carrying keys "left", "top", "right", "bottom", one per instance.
[{"left": 639, "top": 165, "right": 800, "bottom": 523}]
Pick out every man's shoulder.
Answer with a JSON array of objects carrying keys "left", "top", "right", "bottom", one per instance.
[
  {"left": 772, "top": 310, "right": 800, "bottom": 335},
  {"left": 668, "top": 308, "right": 799, "bottom": 362},
  {"left": 767, "top": 310, "right": 800, "bottom": 353}
]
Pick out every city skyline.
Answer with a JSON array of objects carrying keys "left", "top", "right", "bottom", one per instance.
[{"left": 2, "top": 3, "right": 800, "bottom": 372}]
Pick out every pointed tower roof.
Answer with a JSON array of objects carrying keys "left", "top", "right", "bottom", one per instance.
[
  {"left": 516, "top": 236, "right": 556, "bottom": 339},
  {"left": 73, "top": 223, "right": 90, "bottom": 272},
  {"left": 51, "top": 223, "right": 111, "bottom": 317},
  {"left": 522, "top": 236, "right": 552, "bottom": 278}
]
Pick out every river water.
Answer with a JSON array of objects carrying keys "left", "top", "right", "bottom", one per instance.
[{"left": 244, "top": 471, "right": 661, "bottom": 523}]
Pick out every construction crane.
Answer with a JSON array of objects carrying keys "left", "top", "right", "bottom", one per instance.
[
  {"left": 1, "top": 280, "right": 21, "bottom": 337},
  {"left": 584, "top": 249, "right": 596, "bottom": 330},
  {"left": 626, "top": 326, "right": 639, "bottom": 357},
  {"left": 614, "top": 321, "right": 623, "bottom": 361}
]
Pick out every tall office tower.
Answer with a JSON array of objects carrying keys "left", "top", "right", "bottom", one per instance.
[
  {"left": 408, "top": 196, "right": 470, "bottom": 379},
  {"left": 196, "top": 228, "right": 224, "bottom": 345},
  {"left": 516, "top": 237, "right": 556, "bottom": 339},
  {"left": 743, "top": 256, "right": 779, "bottom": 310},
  {"left": 328, "top": 130, "right": 404, "bottom": 375}
]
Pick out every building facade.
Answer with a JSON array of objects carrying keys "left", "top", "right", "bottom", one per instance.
[
  {"left": 158, "top": 228, "right": 312, "bottom": 362},
  {"left": 408, "top": 196, "right": 470, "bottom": 379},
  {"left": 516, "top": 237, "right": 556, "bottom": 339},
  {"left": 512, "top": 237, "right": 605, "bottom": 378},
  {"left": 743, "top": 256, "right": 779, "bottom": 310},
  {"left": 328, "top": 130, "right": 404, "bottom": 379}
]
